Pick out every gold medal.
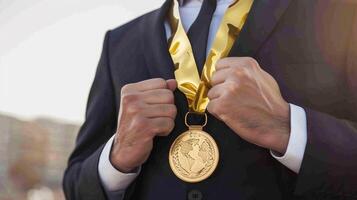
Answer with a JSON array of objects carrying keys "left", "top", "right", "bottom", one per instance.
[
  {"left": 167, "top": 0, "right": 253, "bottom": 182},
  {"left": 169, "top": 113, "right": 219, "bottom": 183}
]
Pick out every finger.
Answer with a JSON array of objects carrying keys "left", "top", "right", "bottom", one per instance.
[
  {"left": 166, "top": 79, "right": 177, "bottom": 91},
  {"left": 149, "top": 117, "right": 175, "bottom": 136},
  {"left": 215, "top": 57, "right": 236, "bottom": 71},
  {"left": 141, "top": 89, "right": 175, "bottom": 104},
  {"left": 216, "top": 57, "right": 259, "bottom": 71},
  {"left": 207, "top": 83, "right": 225, "bottom": 100},
  {"left": 128, "top": 78, "right": 168, "bottom": 92},
  {"left": 206, "top": 99, "right": 221, "bottom": 119},
  {"left": 211, "top": 68, "right": 230, "bottom": 86},
  {"left": 143, "top": 104, "right": 177, "bottom": 119}
]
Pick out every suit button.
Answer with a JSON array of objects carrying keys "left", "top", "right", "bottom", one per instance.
[{"left": 188, "top": 190, "right": 203, "bottom": 200}]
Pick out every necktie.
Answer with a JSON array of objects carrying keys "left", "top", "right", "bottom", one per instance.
[{"left": 186, "top": 0, "right": 217, "bottom": 74}]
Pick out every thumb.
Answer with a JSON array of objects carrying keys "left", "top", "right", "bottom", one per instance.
[{"left": 166, "top": 79, "right": 177, "bottom": 91}]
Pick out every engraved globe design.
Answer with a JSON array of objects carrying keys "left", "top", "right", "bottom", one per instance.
[{"left": 169, "top": 129, "right": 219, "bottom": 183}]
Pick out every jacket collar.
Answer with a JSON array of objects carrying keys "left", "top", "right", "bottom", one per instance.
[
  {"left": 142, "top": 0, "right": 175, "bottom": 80},
  {"left": 229, "top": 0, "right": 293, "bottom": 57}
]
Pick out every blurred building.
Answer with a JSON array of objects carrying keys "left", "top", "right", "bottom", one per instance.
[{"left": 0, "top": 113, "right": 79, "bottom": 200}]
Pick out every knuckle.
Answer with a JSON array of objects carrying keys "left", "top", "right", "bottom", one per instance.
[
  {"left": 245, "top": 57, "right": 259, "bottom": 69},
  {"left": 220, "top": 94, "right": 230, "bottom": 106},
  {"left": 227, "top": 81, "right": 240, "bottom": 93},
  {"left": 133, "top": 117, "right": 147, "bottom": 128},
  {"left": 232, "top": 67, "right": 251, "bottom": 82},
  {"left": 160, "top": 89, "right": 175, "bottom": 103},
  {"left": 121, "top": 83, "right": 134, "bottom": 94},
  {"left": 154, "top": 78, "right": 167, "bottom": 88},
  {"left": 126, "top": 102, "right": 141, "bottom": 115},
  {"left": 121, "top": 93, "right": 139, "bottom": 106},
  {"left": 232, "top": 67, "right": 244, "bottom": 78}
]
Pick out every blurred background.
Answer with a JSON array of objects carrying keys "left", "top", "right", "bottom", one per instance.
[{"left": 0, "top": 0, "right": 163, "bottom": 199}]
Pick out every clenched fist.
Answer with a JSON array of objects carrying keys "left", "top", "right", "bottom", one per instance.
[
  {"left": 207, "top": 57, "right": 290, "bottom": 154},
  {"left": 111, "top": 78, "right": 177, "bottom": 173}
]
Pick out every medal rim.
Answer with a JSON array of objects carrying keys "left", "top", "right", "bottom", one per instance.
[{"left": 169, "top": 129, "right": 219, "bottom": 183}]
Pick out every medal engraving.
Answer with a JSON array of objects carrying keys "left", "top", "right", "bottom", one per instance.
[{"left": 169, "top": 127, "right": 219, "bottom": 183}]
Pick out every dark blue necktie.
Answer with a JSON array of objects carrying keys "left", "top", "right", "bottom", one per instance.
[{"left": 187, "top": 0, "right": 217, "bottom": 74}]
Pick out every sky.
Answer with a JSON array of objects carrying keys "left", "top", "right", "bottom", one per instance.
[{"left": 0, "top": 0, "right": 164, "bottom": 123}]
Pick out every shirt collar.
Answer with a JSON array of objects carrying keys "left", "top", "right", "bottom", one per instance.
[
  {"left": 179, "top": 0, "right": 202, "bottom": 6},
  {"left": 178, "top": 0, "right": 234, "bottom": 6}
]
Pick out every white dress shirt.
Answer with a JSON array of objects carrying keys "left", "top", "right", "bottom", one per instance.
[{"left": 98, "top": 0, "right": 308, "bottom": 198}]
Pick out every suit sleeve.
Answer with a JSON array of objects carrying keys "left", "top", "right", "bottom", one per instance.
[
  {"left": 294, "top": 10, "right": 357, "bottom": 199},
  {"left": 62, "top": 31, "right": 119, "bottom": 200},
  {"left": 294, "top": 109, "right": 357, "bottom": 198}
]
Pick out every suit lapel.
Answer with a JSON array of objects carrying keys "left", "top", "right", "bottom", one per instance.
[
  {"left": 229, "top": 0, "right": 293, "bottom": 57},
  {"left": 142, "top": 0, "right": 174, "bottom": 80}
]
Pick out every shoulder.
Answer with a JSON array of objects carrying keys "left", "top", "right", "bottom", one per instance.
[{"left": 106, "top": 9, "right": 160, "bottom": 48}]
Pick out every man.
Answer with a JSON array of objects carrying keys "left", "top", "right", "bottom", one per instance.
[{"left": 63, "top": 0, "right": 357, "bottom": 199}]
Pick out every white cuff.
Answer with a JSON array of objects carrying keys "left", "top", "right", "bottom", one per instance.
[
  {"left": 271, "top": 104, "right": 307, "bottom": 173},
  {"left": 98, "top": 135, "right": 140, "bottom": 192}
]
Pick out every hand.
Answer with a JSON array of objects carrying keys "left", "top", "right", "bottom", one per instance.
[
  {"left": 207, "top": 57, "right": 290, "bottom": 154},
  {"left": 111, "top": 78, "right": 177, "bottom": 173}
]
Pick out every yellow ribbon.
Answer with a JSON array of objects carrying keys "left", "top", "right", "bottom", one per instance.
[{"left": 168, "top": 0, "right": 253, "bottom": 113}]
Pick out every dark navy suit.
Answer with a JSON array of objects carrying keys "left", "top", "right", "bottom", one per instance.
[{"left": 63, "top": 0, "right": 357, "bottom": 199}]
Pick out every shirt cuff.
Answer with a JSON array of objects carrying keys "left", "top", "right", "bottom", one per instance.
[
  {"left": 98, "top": 134, "right": 140, "bottom": 192},
  {"left": 270, "top": 103, "right": 307, "bottom": 173}
]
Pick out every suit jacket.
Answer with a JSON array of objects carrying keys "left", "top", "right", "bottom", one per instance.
[{"left": 63, "top": 0, "right": 357, "bottom": 199}]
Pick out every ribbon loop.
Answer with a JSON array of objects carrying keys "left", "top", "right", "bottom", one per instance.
[{"left": 168, "top": 0, "right": 254, "bottom": 113}]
